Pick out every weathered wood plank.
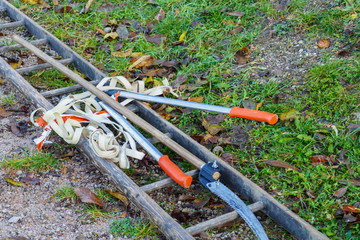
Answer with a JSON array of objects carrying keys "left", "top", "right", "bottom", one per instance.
[
  {"left": 0, "top": 19, "right": 23, "bottom": 29},
  {"left": 16, "top": 57, "right": 73, "bottom": 74},
  {"left": 186, "top": 201, "right": 265, "bottom": 236},
  {"left": 0, "top": 38, "right": 48, "bottom": 52}
]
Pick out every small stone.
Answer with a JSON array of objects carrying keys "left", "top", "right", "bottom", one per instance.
[
  {"left": 8, "top": 216, "right": 21, "bottom": 223},
  {"left": 16, "top": 170, "right": 23, "bottom": 175},
  {"left": 104, "top": 27, "right": 112, "bottom": 33}
]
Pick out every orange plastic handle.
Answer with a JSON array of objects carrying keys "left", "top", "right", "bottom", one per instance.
[
  {"left": 229, "top": 107, "right": 278, "bottom": 125},
  {"left": 158, "top": 155, "right": 192, "bottom": 188}
]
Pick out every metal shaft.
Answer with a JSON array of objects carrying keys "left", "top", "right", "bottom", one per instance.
[
  {"left": 99, "top": 102, "right": 162, "bottom": 161},
  {"left": 119, "top": 91, "right": 231, "bottom": 114}
]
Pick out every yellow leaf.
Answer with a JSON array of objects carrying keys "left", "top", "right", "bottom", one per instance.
[
  {"left": 10, "top": 59, "right": 21, "bottom": 69},
  {"left": 131, "top": 52, "right": 143, "bottom": 57},
  {"left": 104, "top": 32, "right": 118, "bottom": 40},
  {"left": 349, "top": 11, "right": 358, "bottom": 19},
  {"left": 105, "top": 188, "right": 129, "bottom": 206},
  {"left": 109, "top": 19, "right": 117, "bottom": 25},
  {"left": 111, "top": 49, "right": 132, "bottom": 57},
  {"left": 179, "top": 31, "right": 186, "bottom": 42},
  {"left": 188, "top": 96, "right": 204, "bottom": 103},
  {"left": 128, "top": 55, "right": 153, "bottom": 71},
  {"left": 4, "top": 176, "right": 23, "bottom": 186}
]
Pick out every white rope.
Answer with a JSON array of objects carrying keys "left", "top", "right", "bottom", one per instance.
[{"left": 31, "top": 76, "right": 176, "bottom": 169}]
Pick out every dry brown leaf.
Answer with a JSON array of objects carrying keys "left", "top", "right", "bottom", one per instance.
[
  {"left": 0, "top": 108, "right": 9, "bottom": 118},
  {"left": 317, "top": 39, "right": 330, "bottom": 49},
  {"left": 52, "top": 0, "right": 58, "bottom": 6},
  {"left": 96, "top": 28, "right": 106, "bottom": 35},
  {"left": 155, "top": 8, "right": 165, "bottom": 21},
  {"left": 188, "top": 96, "right": 204, "bottom": 103},
  {"left": 338, "top": 179, "right": 360, "bottom": 186},
  {"left": 105, "top": 188, "right": 129, "bottom": 206},
  {"left": 128, "top": 55, "right": 154, "bottom": 70},
  {"left": 10, "top": 59, "right": 21, "bottom": 69},
  {"left": 74, "top": 187, "right": 105, "bottom": 208},
  {"left": 111, "top": 49, "right": 133, "bottom": 58},
  {"left": 84, "top": 0, "right": 93, "bottom": 13},
  {"left": 19, "top": 176, "right": 40, "bottom": 185},
  {"left": 343, "top": 205, "right": 360, "bottom": 213},
  {"left": 145, "top": 34, "right": 167, "bottom": 45},
  {"left": 264, "top": 160, "right": 300, "bottom": 171},
  {"left": 234, "top": 47, "right": 250, "bottom": 65},
  {"left": 10, "top": 122, "right": 23, "bottom": 137},
  {"left": 202, "top": 118, "right": 222, "bottom": 135},
  {"left": 226, "top": 11, "right": 245, "bottom": 17},
  {"left": 192, "top": 196, "right": 210, "bottom": 209},
  {"left": 229, "top": 26, "right": 244, "bottom": 34},
  {"left": 310, "top": 155, "right": 333, "bottom": 165},
  {"left": 333, "top": 187, "right": 348, "bottom": 198}
]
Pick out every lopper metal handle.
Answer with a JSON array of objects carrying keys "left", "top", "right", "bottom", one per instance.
[
  {"left": 158, "top": 155, "right": 192, "bottom": 188},
  {"left": 229, "top": 107, "right": 278, "bottom": 125}
]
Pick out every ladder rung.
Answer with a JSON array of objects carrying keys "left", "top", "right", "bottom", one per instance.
[
  {"left": 40, "top": 79, "right": 101, "bottom": 98},
  {"left": 140, "top": 169, "right": 199, "bottom": 193},
  {"left": 0, "top": 20, "right": 24, "bottom": 29},
  {"left": 186, "top": 201, "right": 265, "bottom": 236},
  {"left": 0, "top": 38, "right": 48, "bottom": 52},
  {"left": 16, "top": 57, "right": 73, "bottom": 74}
]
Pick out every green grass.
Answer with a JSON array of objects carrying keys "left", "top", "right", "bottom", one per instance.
[
  {"left": 1, "top": 152, "right": 65, "bottom": 171},
  {"left": 110, "top": 217, "right": 158, "bottom": 239},
  {"left": 11, "top": 0, "right": 360, "bottom": 238},
  {"left": 0, "top": 93, "right": 16, "bottom": 105},
  {"left": 52, "top": 186, "right": 77, "bottom": 203}
]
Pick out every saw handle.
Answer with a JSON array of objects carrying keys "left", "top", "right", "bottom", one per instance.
[
  {"left": 158, "top": 155, "right": 192, "bottom": 188},
  {"left": 229, "top": 107, "right": 278, "bottom": 125}
]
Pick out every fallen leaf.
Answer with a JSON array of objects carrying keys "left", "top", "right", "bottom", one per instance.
[
  {"left": 114, "top": 41, "right": 124, "bottom": 51},
  {"left": 188, "top": 96, "right": 203, "bottom": 103},
  {"left": 19, "top": 176, "right": 40, "bottom": 185},
  {"left": 264, "top": 160, "right": 300, "bottom": 171},
  {"left": 192, "top": 196, "right": 210, "bottom": 209},
  {"left": 96, "top": 28, "right": 106, "bottom": 35},
  {"left": 310, "top": 155, "right": 333, "bottom": 165},
  {"left": 170, "top": 208, "right": 190, "bottom": 222},
  {"left": 279, "top": 109, "right": 300, "bottom": 122},
  {"left": 172, "top": 74, "right": 188, "bottom": 88},
  {"left": 337, "top": 50, "right": 351, "bottom": 57},
  {"left": 155, "top": 8, "right": 165, "bottom": 21},
  {"left": 74, "top": 187, "right": 105, "bottom": 208},
  {"left": 333, "top": 187, "right": 348, "bottom": 198},
  {"left": 344, "top": 214, "right": 358, "bottom": 223},
  {"left": 84, "top": 0, "right": 93, "bottom": 13},
  {"left": 226, "top": 11, "right": 245, "bottom": 17},
  {"left": 229, "top": 26, "right": 244, "bottom": 34},
  {"left": 111, "top": 49, "right": 133, "bottom": 57},
  {"left": 104, "top": 32, "right": 118, "bottom": 40},
  {"left": 334, "top": 208, "right": 345, "bottom": 216},
  {"left": 4, "top": 176, "right": 23, "bottom": 186},
  {"left": 116, "top": 25, "right": 129, "bottom": 40},
  {"left": 277, "top": 1, "right": 288, "bottom": 11},
  {"left": 317, "top": 39, "right": 330, "bottom": 49},
  {"left": 205, "top": 114, "right": 225, "bottom": 124},
  {"left": 178, "top": 194, "right": 196, "bottom": 201},
  {"left": 0, "top": 108, "right": 9, "bottom": 118},
  {"left": 145, "top": 34, "right": 167, "bottom": 45},
  {"left": 128, "top": 55, "right": 154, "bottom": 70},
  {"left": 52, "top": 0, "right": 58, "bottom": 6},
  {"left": 10, "top": 122, "right": 23, "bottom": 137},
  {"left": 202, "top": 118, "right": 222, "bottom": 135},
  {"left": 179, "top": 31, "right": 186, "bottom": 42},
  {"left": 234, "top": 47, "right": 250, "bottom": 65},
  {"left": 105, "top": 188, "right": 129, "bottom": 206},
  {"left": 55, "top": 5, "right": 73, "bottom": 13},
  {"left": 338, "top": 179, "right": 360, "bottom": 186},
  {"left": 343, "top": 205, "right": 360, "bottom": 213},
  {"left": 9, "top": 59, "right": 21, "bottom": 69}
]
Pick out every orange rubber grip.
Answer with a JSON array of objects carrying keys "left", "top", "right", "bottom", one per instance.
[
  {"left": 229, "top": 107, "right": 278, "bottom": 125},
  {"left": 158, "top": 155, "right": 192, "bottom": 188}
]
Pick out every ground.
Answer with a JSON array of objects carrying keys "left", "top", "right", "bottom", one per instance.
[{"left": 1, "top": 0, "right": 360, "bottom": 239}]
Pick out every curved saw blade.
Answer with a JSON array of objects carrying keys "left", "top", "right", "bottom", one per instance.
[{"left": 207, "top": 181, "right": 269, "bottom": 240}]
